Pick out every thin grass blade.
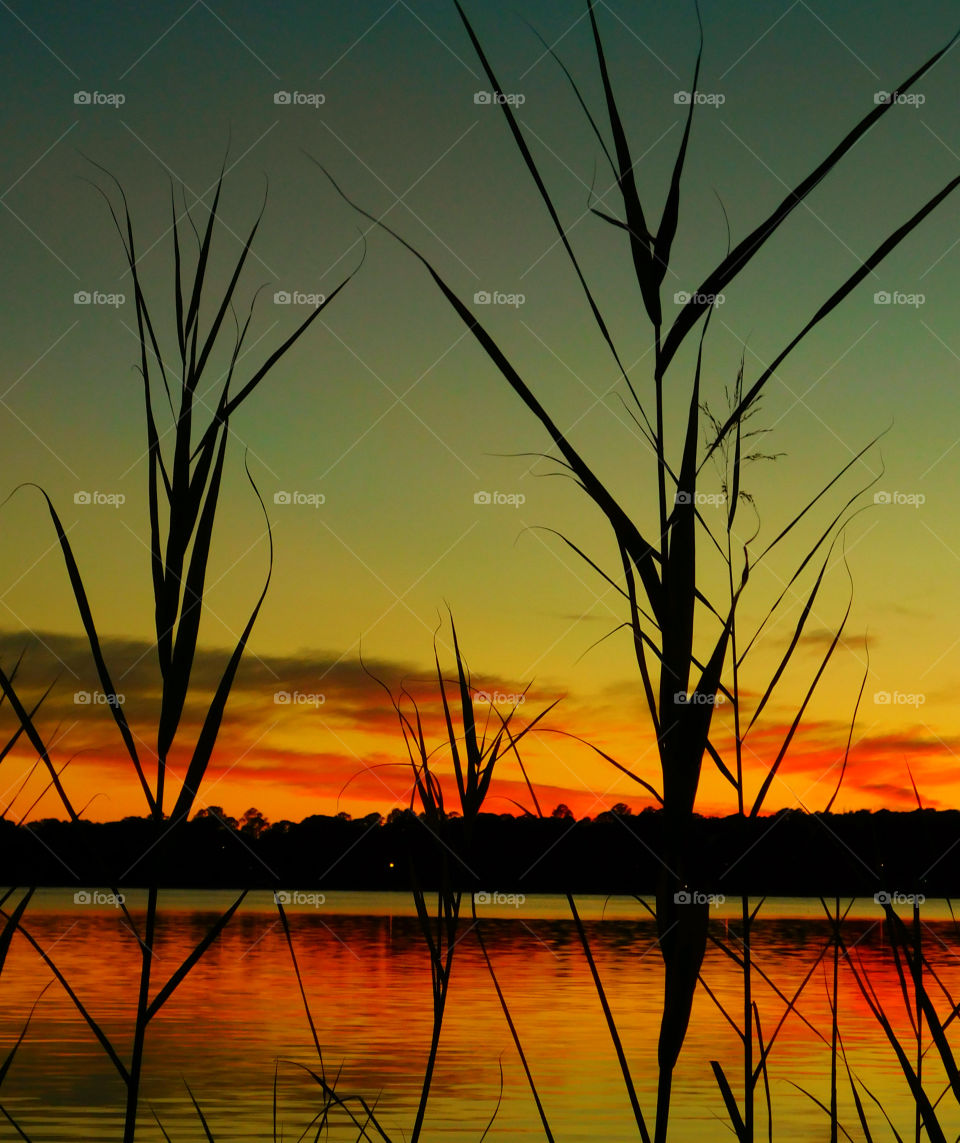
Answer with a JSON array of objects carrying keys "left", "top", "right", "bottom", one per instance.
[
  {"left": 0, "top": 983, "right": 52, "bottom": 1087},
  {"left": 171, "top": 458, "right": 272, "bottom": 822},
  {"left": 567, "top": 893, "right": 651, "bottom": 1142},
  {"left": 653, "top": 2, "right": 702, "bottom": 285},
  {"left": 705, "top": 172, "right": 960, "bottom": 455},
  {"left": 710, "top": 1060, "right": 747, "bottom": 1141},
  {"left": 661, "top": 27, "right": 960, "bottom": 375},
  {"left": 13, "top": 485, "right": 154, "bottom": 812},
  {"left": 1, "top": 910, "right": 129, "bottom": 1083},
  {"left": 184, "top": 1080, "right": 217, "bottom": 1143},
  {"left": 0, "top": 672, "right": 72, "bottom": 820},
  {"left": 585, "top": 0, "right": 659, "bottom": 324},
  {"left": 146, "top": 891, "right": 246, "bottom": 1021}
]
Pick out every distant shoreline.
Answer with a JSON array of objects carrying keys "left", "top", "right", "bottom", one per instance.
[{"left": 7, "top": 807, "right": 958, "bottom": 895}]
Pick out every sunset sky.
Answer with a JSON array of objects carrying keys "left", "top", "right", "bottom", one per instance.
[{"left": 2, "top": 0, "right": 960, "bottom": 823}]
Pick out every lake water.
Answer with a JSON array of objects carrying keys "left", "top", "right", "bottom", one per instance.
[{"left": 3, "top": 890, "right": 959, "bottom": 1140}]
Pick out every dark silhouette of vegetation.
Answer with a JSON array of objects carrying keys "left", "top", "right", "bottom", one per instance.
[
  {"left": 6, "top": 806, "right": 959, "bottom": 895},
  {"left": 322, "top": 2, "right": 960, "bottom": 1136},
  {"left": 0, "top": 165, "right": 353, "bottom": 1141}
]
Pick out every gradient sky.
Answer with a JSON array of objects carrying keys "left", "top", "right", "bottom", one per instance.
[{"left": 2, "top": 0, "right": 960, "bottom": 823}]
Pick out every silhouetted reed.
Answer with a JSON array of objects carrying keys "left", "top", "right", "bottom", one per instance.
[
  {"left": 320, "top": 2, "right": 960, "bottom": 1136},
  {"left": 1, "top": 163, "right": 351, "bottom": 1140}
]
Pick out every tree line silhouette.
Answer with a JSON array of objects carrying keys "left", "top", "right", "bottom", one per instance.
[{"left": 7, "top": 805, "right": 957, "bottom": 896}]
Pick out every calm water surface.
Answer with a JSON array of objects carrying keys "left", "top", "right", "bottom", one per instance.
[{"left": 3, "top": 890, "right": 959, "bottom": 1140}]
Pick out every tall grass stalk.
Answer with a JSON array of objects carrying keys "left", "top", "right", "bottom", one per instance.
[
  {"left": 692, "top": 378, "right": 875, "bottom": 1140},
  {"left": 319, "top": 4, "right": 960, "bottom": 1134},
  {"left": 3, "top": 164, "right": 351, "bottom": 1141},
  {"left": 842, "top": 897, "right": 960, "bottom": 1142},
  {"left": 367, "top": 612, "right": 557, "bottom": 1141},
  {"left": 0, "top": 659, "right": 76, "bottom": 1130}
]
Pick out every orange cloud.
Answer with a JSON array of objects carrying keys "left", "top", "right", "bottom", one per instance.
[{"left": 4, "top": 629, "right": 959, "bottom": 825}]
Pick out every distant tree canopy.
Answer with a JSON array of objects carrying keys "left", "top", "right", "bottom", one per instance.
[
  {"left": 193, "top": 805, "right": 239, "bottom": 831},
  {"left": 7, "top": 808, "right": 960, "bottom": 895}
]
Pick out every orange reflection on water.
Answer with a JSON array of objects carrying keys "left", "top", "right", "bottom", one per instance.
[{"left": 2, "top": 891, "right": 960, "bottom": 1140}]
